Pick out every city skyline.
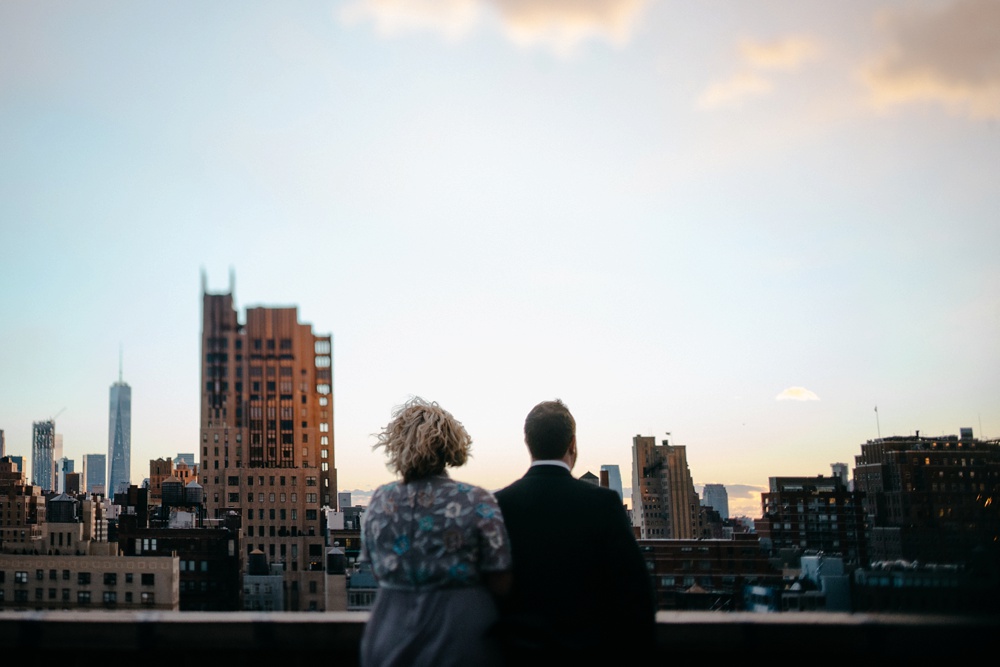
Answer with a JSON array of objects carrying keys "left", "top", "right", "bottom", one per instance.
[{"left": 1, "top": 1, "right": 998, "bottom": 519}]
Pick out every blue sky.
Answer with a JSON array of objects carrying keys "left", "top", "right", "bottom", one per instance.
[{"left": 2, "top": 0, "right": 998, "bottom": 517}]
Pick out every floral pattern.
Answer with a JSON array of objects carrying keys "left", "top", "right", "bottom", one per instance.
[{"left": 360, "top": 475, "right": 512, "bottom": 589}]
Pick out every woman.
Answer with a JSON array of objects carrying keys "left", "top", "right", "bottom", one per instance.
[{"left": 359, "top": 397, "right": 513, "bottom": 667}]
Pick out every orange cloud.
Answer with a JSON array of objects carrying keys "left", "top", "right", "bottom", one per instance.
[
  {"left": 739, "top": 36, "right": 821, "bottom": 70},
  {"left": 863, "top": 0, "right": 1000, "bottom": 118},
  {"left": 489, "top": 0, "right": 647, "bottom": 56},
  {"left": 698, "top": 35, "right": 821, "bottom": 109},
  {"left": 338, "top": 0, "right": 648, "bottom": 55}
]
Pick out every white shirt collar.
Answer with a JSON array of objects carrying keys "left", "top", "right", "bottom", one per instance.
[{"left": 530, "top": 459, "right": 571, "bottom": 472}]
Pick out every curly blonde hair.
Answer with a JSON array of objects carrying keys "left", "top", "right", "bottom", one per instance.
[{"left": 374, "top": 397, "right": 472, "bottom": 483}]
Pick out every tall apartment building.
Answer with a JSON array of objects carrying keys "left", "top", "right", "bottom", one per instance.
[
  {"left": 82, "top": 453, "right": 107, "bottom": 495},
  {"left": 107, "top": 364, "right": 132, "bottom": 497},
  {"left": 853, "top": 428, "right": 1000, "bottom": 568},
  {"left": 702, "top": 483, "right": 730, "bottom": 520},
  {"left": 631, "top": 434, "right": 699, "bottom": 539},
  {"left": 200, "top": 282, "right": 337, "bottom": 611},
  {"left": 31, "top": 420, "right": 56, "bottom": 492},
  {"left": 754, "top": 475, "right": 868, "bottom": 569}
]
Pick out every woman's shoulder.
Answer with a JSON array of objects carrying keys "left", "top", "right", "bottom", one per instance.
[{"left": 448, "top": 478, "right": 500, "bottom": 503}]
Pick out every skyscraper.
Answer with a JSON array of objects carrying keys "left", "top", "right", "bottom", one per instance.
[
  {"left": 631, "top": 434, "right": 699, "bottom": 539},
  {"left": 31, "top": 419, "right": 56, "bottom": 491},
  {"left": 107, "top": 358, "right": 132, "bottom": 497},
  {"left": 701, "top": 483, "right": 730, "bottom": 520},
  {"left": 200, "top": 277, "right": 337, "bottom": 611},
  {"left": 600, "top": 464, "right": 624, "bottom": 502},
  {"left": 82, "top": 453, "right": 107, "bottom": 495}
]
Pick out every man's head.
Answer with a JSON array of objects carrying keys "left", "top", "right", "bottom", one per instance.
[{"left": 524, "top": 399, "right": 576, "bottom": 462}]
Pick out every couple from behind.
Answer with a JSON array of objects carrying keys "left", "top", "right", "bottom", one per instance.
[{"left": 359, "top": 397, "right": 657, "bottom": 667}]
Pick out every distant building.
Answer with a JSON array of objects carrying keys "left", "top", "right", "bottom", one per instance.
[
  {"left": 31, "top": 420, "right": 56, "bottom": 492},
  {"left": 82, "top": 453, "right": 106, "bottom": 495},
  {"left": 639, "top": 534, "right": 782, "bottom": 611},
  {"left": 116, "top": 485, "right": 243, "bottom": 611},
  {"left": 600, "top": 464, "right": 623, "bottom": 501},
  {"left": 107, "top": 362, "right": 132, "bottom": 497},
  {"left": 0, "top": 456, "right": 45, "bottom": 551},
  {"left": 702, "top": 483, "right": 729, "bottom": 520},
  {"left": 853, "top": 428, "right": 1000, "bottom": 570},
  {"left": 346, "top": 561, "right": 378, "bottom": 611},
  {"left": 632, "top": 434, "right": 699, "bottom": 539},
  {"left": 56, "top": 457, "right": 74, "bottom": 494},
  {"left": 244, "top": 549, "right": 284, "bottom": 611},
  {"left": 337, "top": 492, "right": 351, "bottom": 511},
  {"left": 200, "top": 277, "right": 337, "bottom": 611},
  {"left": 0, "top": 553, "right": 179, "bottom": 611},
  {"left": 174, "top": 453, "right": 196, "bottom": 468},
  {"left": 579, "top": 471, "right": 599, "bottom": 485},
  {"left": 830, "top": 462, "right": 850, "bottom": 489},
  {"left": 754, "top": 475, "right": 868, "bottom": 569}
]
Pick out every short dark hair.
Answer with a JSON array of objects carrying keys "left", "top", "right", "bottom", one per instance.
[{"left": 523, "top": 399, "right": 575, "bottom": 460}]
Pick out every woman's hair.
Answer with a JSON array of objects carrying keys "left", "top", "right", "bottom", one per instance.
[{"left": 374, "top": 397, "right": 471, "bottom": 483}]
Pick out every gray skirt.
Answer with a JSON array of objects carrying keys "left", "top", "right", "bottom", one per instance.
[{"left": 360, "top": 585, "right": 503, "bottom": 667}]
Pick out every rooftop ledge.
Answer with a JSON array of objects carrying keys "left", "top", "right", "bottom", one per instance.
[{"left": 1, "top": 611, "right": 996, "bottom": 659}]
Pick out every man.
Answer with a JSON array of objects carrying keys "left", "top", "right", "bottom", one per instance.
[{"left": 494, "top": 399, "right": 657, "bottom": 662}]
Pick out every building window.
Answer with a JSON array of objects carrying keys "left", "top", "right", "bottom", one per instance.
[
  {"left": 78, "top": 591, "right": 91, "bottom": 604},
  {"left": 141, "top": 592, "right": 155, "bottom": 605},
  {"left": 78, "top": 572, "right": 91, "bottom": 585},
  {"left": 104, "top": 573, "right": 117, "bottom": 585},
  {"left": 141, "top": 573, "right": 155, "bottom": 586},
  {"left": 103, "top": 591, "right": 117, "bottom": 605},
  {"left": 125, "top": 573, "right": 133, "bottom": 583}
]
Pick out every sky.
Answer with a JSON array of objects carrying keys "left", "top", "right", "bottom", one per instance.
[{"left": 1, "top": 0, "right": 998, "bottom": 519}]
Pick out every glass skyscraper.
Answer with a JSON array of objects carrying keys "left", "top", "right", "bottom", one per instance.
[
  {"left": 31, "top": 419, "right": 56, "bottom": 490},
  {"left": 107, "top": 370, "right": 132, "bottom": 497}
]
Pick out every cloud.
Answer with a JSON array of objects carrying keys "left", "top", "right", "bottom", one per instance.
[
  {"left": 339, "top": 0, "right": 479, "bottom": 40},
  {"left": 338, "top": 0, "right": 649, "bottom": 55},
  {"left": 698, "top": 71, "right": 772, "bottom": 109},
  {"left": 775, "top": 386, "right": 820, "bottom": 401},
  {"left": 862, "top": 0, "right": 1000, "bottom": 119},
  {"left": 698, "top": 35, "right": 821, "bottom": 109},
  {"left": 739, "top": 36, "right": 821, "bottom": 70},
  {"left": 490, "top": 0, "right": 647, "bottom": 57}
]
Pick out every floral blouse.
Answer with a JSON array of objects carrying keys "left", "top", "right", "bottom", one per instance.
[{"left": 360, "top": 475, "right": 512, "bottom": 590}]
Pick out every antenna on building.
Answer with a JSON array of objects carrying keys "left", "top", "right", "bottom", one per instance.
[
  {"left": 119, "top": 343, "right": 123, "bottom": 383},
  {"left": 229, "top": 266, "right": 235, "bottom": 295},
  {"left": 874, "top": 405, "right": 881, "bottom": 439}
]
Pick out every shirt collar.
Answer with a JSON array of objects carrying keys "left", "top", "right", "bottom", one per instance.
[{"left": 530, "top": 459, "right": 571, "bottom": 472}]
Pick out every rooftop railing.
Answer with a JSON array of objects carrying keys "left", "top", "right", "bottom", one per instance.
[{"left": 1, "top": 610, "right": 996, "bottom": 660}]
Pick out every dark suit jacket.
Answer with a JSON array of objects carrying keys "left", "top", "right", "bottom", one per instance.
[{"left": 494, "top": 464, "right": 656, "bottom": 661}]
